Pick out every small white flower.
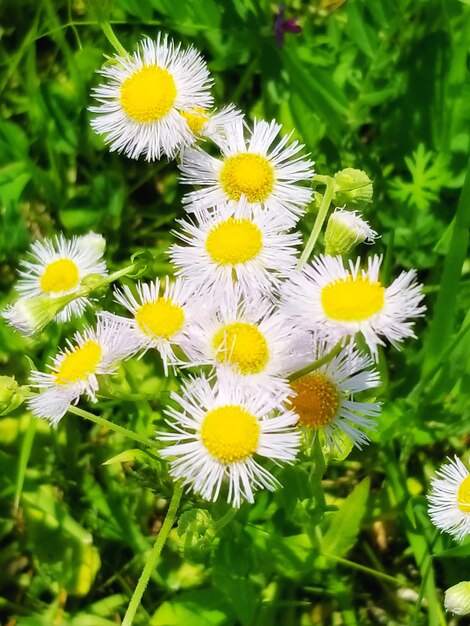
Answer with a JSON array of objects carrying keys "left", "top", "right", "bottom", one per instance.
[
  {"left": 285, "top": 339, "right": 381, "bottom": 452},
  {"left": 180, "top": 104, "right": 243, "bottom": 142},
  {"left": 428, "top": 456, "right": 470, "bottom": 540},
  {"left": 90, "top": 34, "right": 213, "bottom": 161},
  {"left": 170, "top": 205, "right": 300, "bottom": 299},
  {"left": 14, "top": 233, "right": 107, "bottom": 323},
  {"left": 181, "top": 289, "right": 298, "bottom": 396},
  {"left": 281, "top": 254, "right": 425, "bottom": 359},
  {"left": 28, "top": 317, "right": 136, "bottom": 425},
  {"left": 324, "top": 209, "right": 377, "bottom": 256},
  {"left": 159, "top": 373, "right": 300, "bottom": 507},
  {"left": 3, "top": 294, "right": 74, "bottom": 336},
  {"left": 107, "top": 278, "right": 196, "bottom": 375},
  {"left": 179, "top": 118, "right": 314, "bottom": 224},
  {"left": 444, "top": 581, "right": 470, "bottom": 616}
]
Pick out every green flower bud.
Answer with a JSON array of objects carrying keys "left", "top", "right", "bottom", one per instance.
[
  {"left": 324, "top": 209, "right": 377, "bottom": 256},
  {"left": 2, "top": 293, "right": 77, "bottom": 336},
  {"left": 445, "top": 581, "right": 470, "bottom": 616},
  {"left": 81, "top": 273, "right": 107, "bottom": 293},
  {"left": 177, "top": 509, "right": 215, "bottom": 562},
  {"left": 0, "top": 376, "right": 28, "bottom": 415},
  {"left": 333, "top": 168, "right": 373, "bottom": 209}
]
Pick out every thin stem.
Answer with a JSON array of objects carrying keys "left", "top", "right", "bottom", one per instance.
[
  {"left": 99, "top": 21, "right": 127, "bottom": 57},
  {"left": 297, "top": 176, "right": 336, "bottom": 269},
  {"left": 100, "top": 262, "right": 139, "bottom": 288},
  {"left": 68, "top": 405, "right": 159, "bottom": 450},
  {"left": 213, "top": 507, "right": 238, "bottom": 533},
  {"left": 322, "top": 553, "right": 403, "bottom": 586},
  {"left": 288, "top": 342, "right": 343, "bottom": 382},
  {"left": 122, "top": 483, "right": 184, "bottom": 626}
]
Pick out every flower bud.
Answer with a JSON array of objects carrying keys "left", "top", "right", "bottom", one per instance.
[
  {"left": 0, "top": 376, "right": 28, "bottom": 415},
  {"left": 444, "top": 581, "right": 470, "bottom": 615},
  {"left": 2, "top": 293, "right": 77, "bottom": 336},
  {"left": 81, "top": 232, "right": 106, "bottom": 258},
  {"left": 333, "top": 168, "right": 373, "bottom": 209},
  {"left": 177, "top": 508, "right": 215, "bottom": 562},
  {"left": 324, "top": 209, "right": 377, "bottom": 256},
  {"left": 81, "top": 273, "right": 107, "bottom": 293}
]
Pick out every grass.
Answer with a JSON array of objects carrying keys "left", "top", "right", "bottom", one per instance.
[{"left": 1, "top": 0, "right": 470, "bottom": 624}]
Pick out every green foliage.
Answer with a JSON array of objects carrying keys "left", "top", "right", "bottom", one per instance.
[{"left": 1, "top": 0, "right": 470, "bottom": 625}]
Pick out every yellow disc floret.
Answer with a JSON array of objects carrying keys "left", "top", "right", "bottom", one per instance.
[
  {"left": 206, "top": 218, "right": 263, "bottom": 265},
  {"left": 201, "top": 405, "right": 260, "bottom": 463},
  {"left": 321, "top": 275, "right": 385, "bottom": 321},
  {"left": 40, "top": 258, "right": 80, "bottom": 294},
  {"left": 219, "top": 153, "right": 275, "bottom": 203},
  {"left": 135, "top": 298, "right": 185, "bottom": 339},
  {"left": 212, "top": 322, "right": 269, "bottom": 375},
  {"left": 289, "top": 373, "right": 340, "bottom": 429},
  {"left": 181, "top": 108, "right": 208, "bottom": 134},
  {"left": 458, "top": 474, "right": 470, "bottom": 513},
  {"left": 56, "top": 340, "right": 102, "bottom": 385},
  {"left": 120, "top": 65, "right": 177, "bottom": 123}
]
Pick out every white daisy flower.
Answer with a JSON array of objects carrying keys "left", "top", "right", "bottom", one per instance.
[
  {"left": 285, "top": 340, "right": 381, "bottom": 452},
  {"left": 427, "top": 456, "right": 470, "bottom": 540},
  {"left": 179, "top": 118, "right": 314, "bottom": 224},
  {"left": 107, "top": 278, "right": 196, "bottom": 375},
  {"left": 159, "top": 373, "right": 300, "bottom": 507},
  {"left": 28, "top": 317, "right": 136, "bottom": 425},
  {"left": 90, "top": 34, "right": 213, "bottom": 161},
  {"left": 169, "top": 205, "right": 300, "bottom": 299},
  {"left": 181, "top": 104, "right": 243, "bottom": 142},
  {"left": 181, "top": 290, "right": 297, "bottom": 396},
  {"left": 280, "top": 254, "right": 425, "bottom": 359},
  {"left": 14, "top": 233, "right": 107, "bottom": 323}
]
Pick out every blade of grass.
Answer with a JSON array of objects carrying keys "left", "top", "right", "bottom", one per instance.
[{"left": 422, "top": 150, "right": 470, "bottom": 376}]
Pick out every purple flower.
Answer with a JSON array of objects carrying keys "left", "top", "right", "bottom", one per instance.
[{"left": 274, "top": 6, "right": 302, "bottom": 47}]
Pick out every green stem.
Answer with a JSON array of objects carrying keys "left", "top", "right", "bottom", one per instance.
[
  {"left": 288, "top": 342, "right": 343, "bottom": 382},
  {"left": 297, "top": 177, "right": 336, "bottom": 269},
  {"left": 68, "top": 405, "right": 159, "bottom": 450},
  {"left": 100, "top": 21, "right": 127, "bottom": 57},
  {"left": 122, "top": 483, "right": 184, "bottom": 626},
  {"left": 100, "top": 262, "right": 139, "bottom": 288},
  {"left": 213, "top": 507, "right": 238, "bottom": 533},
  {"left": 322, "top": 553, "right": 403, "bottom": 586}
]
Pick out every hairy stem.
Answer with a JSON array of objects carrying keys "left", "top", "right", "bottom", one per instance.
[
  {"left": 288, "top": 342, "right": 343, "bottom": 382},
  {"left": 100, "top": 21, "right": 127, "bottom": 57},
  {"left": 68, "top": 405, "right": 159, "bottom": 450},
  {"left": 122, "top": 483, "right": 184, "bottom": 626},
  {"left": 297, "top": 176, "right": 336, "bottom": 269}
]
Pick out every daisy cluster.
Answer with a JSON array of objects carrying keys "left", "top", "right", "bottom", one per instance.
[{"left": 2, "top": 34, "right": 430, "bottom": 509}]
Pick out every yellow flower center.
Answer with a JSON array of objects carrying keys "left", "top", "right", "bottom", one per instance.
[
  {"left": 289, "top": 373, "right": 340, "bottom": 429},
  {"left": 181, "top": 108, "right": 208, "bottom": 134},
  {"left": 120, "top": 65, "right": 177, "bottom": 123},
  {"left": 321, "top": 275, "right": 385, "bottom": 322},
  {"left": 457, "top": 474, "right": 470, "bottom": 513},
  {"left": 40, "top": 258, "right": 80, "bottom": 294},
  {"left": 219, "top": 153, "right": 275, "bottom": 203},
  {"left": 55, "top": 340, "right": 102, "bottom": 385},
  {"left": 200, "top": 405, "right": 260, "bottom": 463},
  {"left": 205, "top": 218, "right": 263, "bottom": 265},
  {"left": 135, "top": 298, "right": 185, "bottom": 339},
  {"left": 212, "top": 322, "right": 269, "bottom": 375}
]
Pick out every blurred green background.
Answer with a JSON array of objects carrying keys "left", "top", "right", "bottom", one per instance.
[{"left": 1, "top": 0, "right": 470, "bottom": 624}]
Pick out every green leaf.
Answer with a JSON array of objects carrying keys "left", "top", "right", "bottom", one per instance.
[
  {"left": 321, "top": 477, "right": 370, "bottom": 558},
  {"left": 151, "top": 589, "right": 231, "bottom": 626},
  {"left": 102, "top": 448, "right": 147, "bottom": 465}
]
